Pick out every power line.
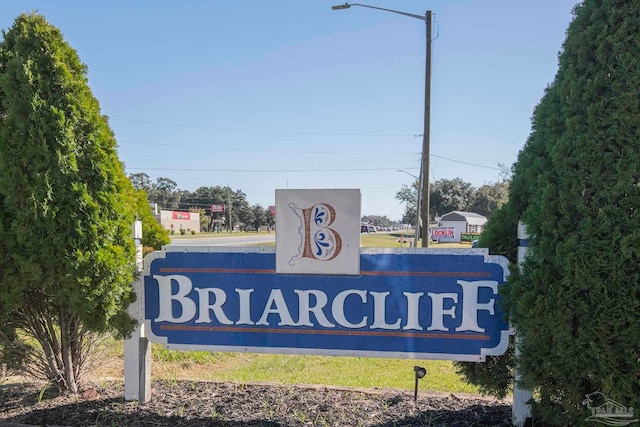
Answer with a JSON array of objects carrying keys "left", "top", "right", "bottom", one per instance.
[
  {"left": 119, "top": 140, "right": 420, "bottom": 156},
  {"left": 125, "top": 152, "right": 502, "bottom": 172},
  {"left": 111, "top": 118, "right": 416, "bottom": 138},
  {"left": 431, "top": 154, "right": 501, "bottom": 170},
  {"left": 126, "top": 166, "right": 420, "bottom": 173},
  {"left": 114, "top": 124, "right": 502, "bottom": 170}
]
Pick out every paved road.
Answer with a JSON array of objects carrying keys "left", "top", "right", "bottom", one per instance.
[
  {"left": 167, "top": 230, "right": 402, "bottom": 247},
  {"left": 168, "top": 233, "right": 275, "bottom": 247}
]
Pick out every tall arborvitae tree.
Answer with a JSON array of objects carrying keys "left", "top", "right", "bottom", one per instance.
[
  {"left": 454, "top": 86, "right": 562, "bottom": 397},
  {"left": 133, "top": 188, "right": 170, "bottom": 250},
  {"left": 0, "top": 13, "right": 137, "bottom": 393},
  {"left": 453, "top": 201, "right": 518, "bottom": 399},
  {"left": 506, "top": 0, "right": 640, "bottom": 424}
]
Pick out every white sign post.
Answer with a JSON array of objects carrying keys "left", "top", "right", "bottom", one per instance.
[
  {"left": 124, "top": 221, "right": 151, "bottom": 402},
  {"left": 512, "top": 221, "right": 533, "bottom": 426}
]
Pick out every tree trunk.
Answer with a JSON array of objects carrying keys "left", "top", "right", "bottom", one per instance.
[
  {"left": 59, "top": 306, "right": 78, "bottom": 394},
  {"left": 19, "top": 301, "right": 61, "bottom": 383}
]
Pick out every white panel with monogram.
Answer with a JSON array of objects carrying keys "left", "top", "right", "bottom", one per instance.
[{"left": 275, "top": 189, "right": 361, "bottom": 275}]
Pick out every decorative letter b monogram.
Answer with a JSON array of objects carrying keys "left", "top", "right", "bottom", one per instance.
[{"left": 288, "top": 203, "right": 342, "bottom": 266}]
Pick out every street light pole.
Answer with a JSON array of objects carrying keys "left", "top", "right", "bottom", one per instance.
[
  {"left": 332, "top": 3, "right": 433, "bottom": 247},
  {"left": 421, "top": 10, "right": 432, "bottom": 248},
  {"left": 397, "top": 169, "right": 420, "bottom": 248}
]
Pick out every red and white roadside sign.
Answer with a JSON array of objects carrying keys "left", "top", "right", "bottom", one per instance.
[
  {"left": 431, "top": 226, "right": 455, "bottom": 242},
  {"left": 172, "top": 211, "right": 191, "bottom": 220}
]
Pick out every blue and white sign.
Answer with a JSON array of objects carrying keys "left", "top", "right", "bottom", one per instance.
[{"left": 141, "top": 247, "right": 510, "bottom": 362}]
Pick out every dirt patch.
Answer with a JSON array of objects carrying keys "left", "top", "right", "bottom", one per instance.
[{"left": 0, "top": 379, "right": 512, "bottom": 426}]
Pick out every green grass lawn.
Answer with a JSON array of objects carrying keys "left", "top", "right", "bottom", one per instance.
[
  {"left": 171, "top": 230, "right": 275, "bottom": 239},
  {"left": 147, "top": 346, "right": 480, "bottom": 394},
  {"left": 245, "top": 231, "right": 472, "bottom": 249},
  {"left": 361, "top": 232, "right": 471, "bottom": 249}
]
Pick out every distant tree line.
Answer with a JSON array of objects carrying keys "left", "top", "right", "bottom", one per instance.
[
  {"left": 395, "top": 176, "right": 509, "bottom": 224},
  {"left": 360, "top": 215, "right": 392, "bottom": 228},
  {"left": 132, "top": 172, "right": 510, "bottom": 232},
  {"left": 129, "top": 173, "right": 275, "bottom": 232}
]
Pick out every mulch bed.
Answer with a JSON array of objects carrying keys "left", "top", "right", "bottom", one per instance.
[{"left": 0, "top": 379, "right": 512, "bottom": 426}]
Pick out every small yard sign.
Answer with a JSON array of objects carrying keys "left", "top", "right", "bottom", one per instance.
[{"left": 431, "top": 226, "right": 456, "bottom": 243}]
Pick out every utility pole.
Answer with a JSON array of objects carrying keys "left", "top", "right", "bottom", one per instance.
[
  {"left": 420, "top": 10, "right": 432, "bottom": 247},
  {"left": 228, "top": 187, "right": 233, "bottom": 234},
  {"left": 331, "top": 4, "right": 434, "bottom": 245}
]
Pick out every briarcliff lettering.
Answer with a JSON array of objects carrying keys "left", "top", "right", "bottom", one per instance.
[{"left": 152, "top": 275, "right": 498, "bottom": 333}]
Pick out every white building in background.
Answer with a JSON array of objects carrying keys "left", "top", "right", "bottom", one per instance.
[
  {"left": 157, "top": 210, "right": 200, "bottom": 234},
  {"left": 437, "top": 211, "right": 487, "bottom": 243}
]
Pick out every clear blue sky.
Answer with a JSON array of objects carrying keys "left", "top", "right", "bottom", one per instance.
[{"left": 0, "top": 1, "right": 578, "bottom": 220}]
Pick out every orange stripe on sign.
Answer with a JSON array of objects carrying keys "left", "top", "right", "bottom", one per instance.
[
  {"left": 158, "top": 268, "right": 491, "bottom": 277},
  {"left": 159, "top": 268, "right": 276, "bottom": 274},
  {"left": 159, "top": 325, "right": 489, "bottom": 341},
  {"left": 361, "top": 271, "right": 492, "bottom": 278}
]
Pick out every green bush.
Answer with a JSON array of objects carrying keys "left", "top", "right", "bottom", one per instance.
[
  {"left": 132, "top": 190, "right": 170, "bottom": 249},
  {"left": 455, "top": 202, "right": 517, "bottom": 399},
  {"left": 504, "top": 1, "right": 640, "bottom": 424},
  {"left": 0, "top": 324, "right": 28, "bottom": 379},
  {"left": 455, "top": 336, "right": 514, "bottom": 399},
  {"left": 0, "top": 13, "right": 137, "bottom": 393},
  {"left": 180, "top": 228, "right": 186, "bottom": 235}
]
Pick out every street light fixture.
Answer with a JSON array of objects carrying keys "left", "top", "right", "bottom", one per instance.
[
  {"left": 397, "top": 169, "right": 421, "bottom": 248},
  {"left": 332, "top": 2, "right": 433, "bottom": 247},
  {"left": 413, "top": 365, "right": 427, "bottom": 401}
]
